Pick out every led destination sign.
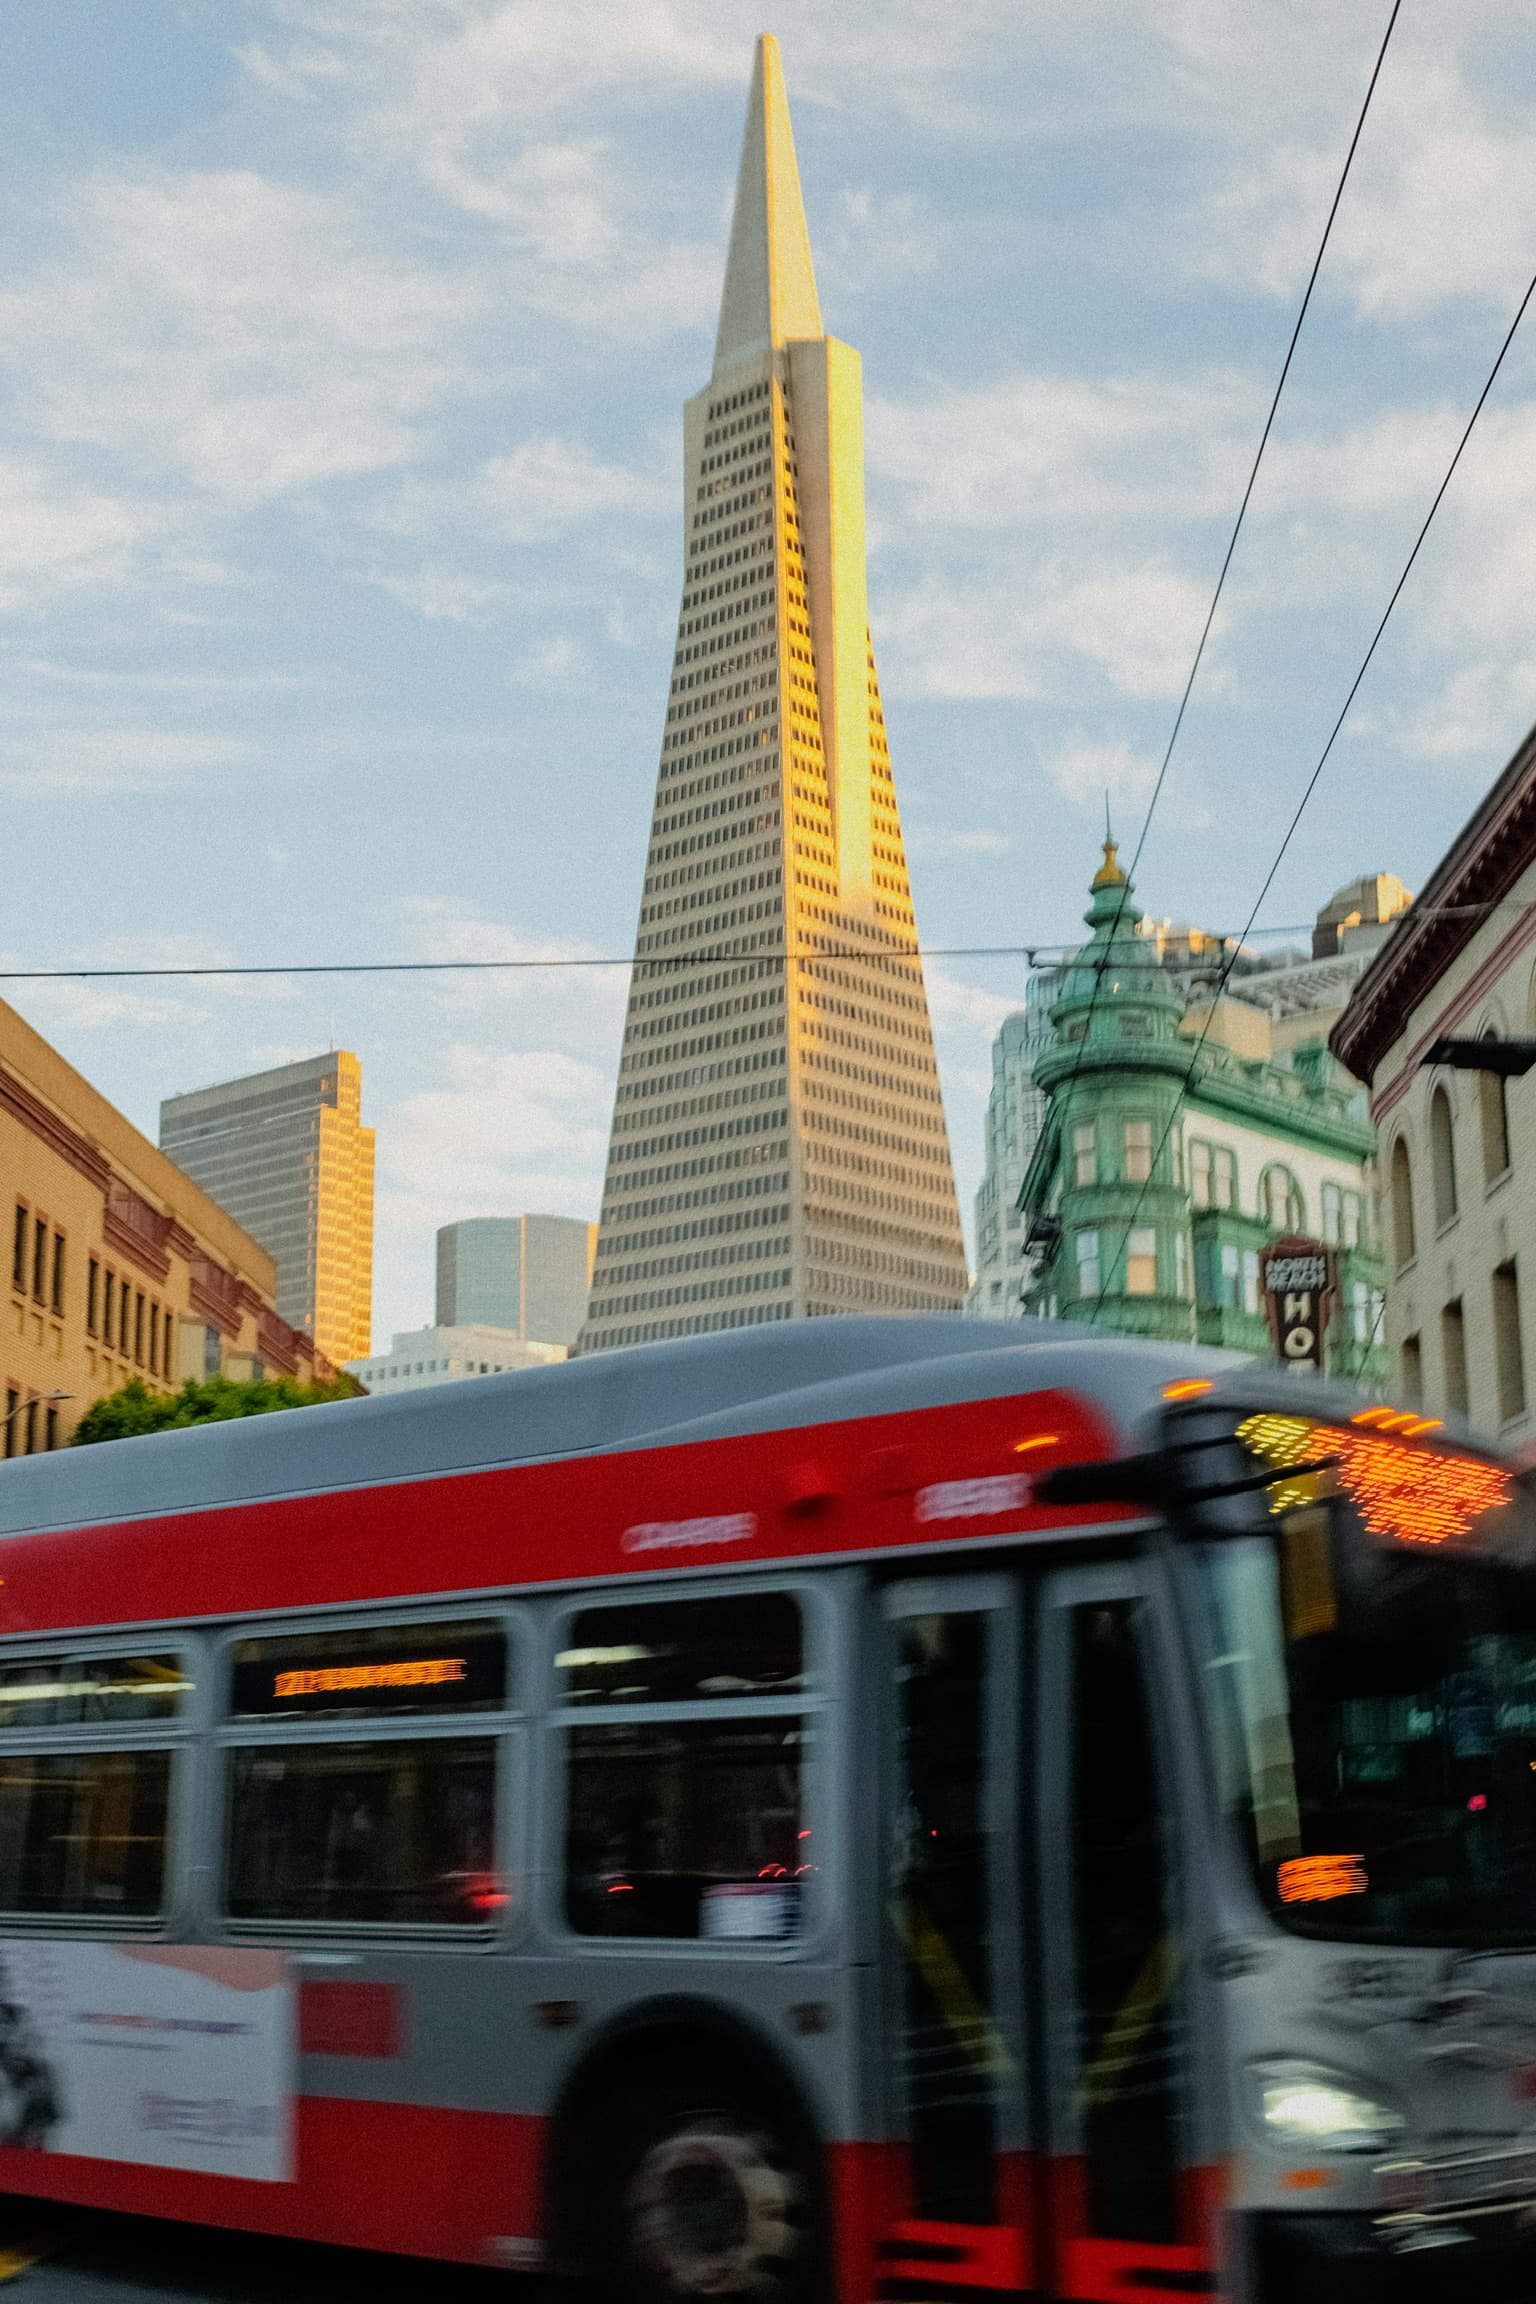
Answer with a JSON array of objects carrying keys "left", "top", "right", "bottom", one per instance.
[
  {"left": 1236, "top": 1411, "right": 1516, "bottom": 1553},
  {"left": 230, "top": 1621, "right": 505, "bottom": 1720}
]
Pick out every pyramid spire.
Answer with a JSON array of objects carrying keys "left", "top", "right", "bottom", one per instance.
[
  {"left": 713, "top": 33, "right": 822, "bottom": 371},
  {"left": 578, "top": 38, "right": 967, "bottom": 1353}
]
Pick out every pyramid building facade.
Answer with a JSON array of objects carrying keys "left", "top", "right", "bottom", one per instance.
[{"left": 580, "top": 37, "right": 968, "bottom": 1351}]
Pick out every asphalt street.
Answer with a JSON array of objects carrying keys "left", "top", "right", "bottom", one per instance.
[{"left": 0, "top": 2207, "right": 519, "bottom": 2304}]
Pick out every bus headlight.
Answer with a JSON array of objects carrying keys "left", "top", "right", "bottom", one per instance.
[{"left": 1249, "top": 2060, "right": 1406, "bottom": 2154}]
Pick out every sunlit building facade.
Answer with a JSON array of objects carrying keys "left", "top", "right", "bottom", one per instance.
[
  {"left": 3, "top": 996, "right": 329, "bottom": 1454},
  {"left": 581, "top": 38, "right": 967, "bottom": 1350},
  {"left": 160, "top": 1051, "right": 375, "bottom": 1368}
]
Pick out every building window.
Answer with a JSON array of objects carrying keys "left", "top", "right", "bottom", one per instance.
[
  {"left": 1494, "top": 1261, "right": 1526, "bottom": 1424},
  {"left": 1243, "top": 1249, "right": 1260, "bottom": 1316},
  {"left": 1350, "top": 1280, "right": 1384, "bottom": 1348},
  {"left": 1430, "top": 1088, "right": 1458, "bottom": 1228},
  {"left": 1212, "top": 1148, "right": 1236, "bottom": 1210},
  {"left": 1123, "top": 1120, "right": 1153, "bottom": 1185},
  {"left": 49, "top": 1234, "right": 64, "bottom": 1319},
  {"left": 86, "top": 1258, "right": 100, "bottom": 1338},
  {"left": 1441, "top": 1299, "right": 1469, "bottom": 1418},
  {"left": 1217, "top": 1244, "right": 1240, "bottom": 1310},
  {"left": 1322, "top": 1182, "right": 1341, "bottom": 1245},
  {"left": 1390, "top": 1137, "right": 1416, "bottom": 1269},
  {"left": 9, "top": 1205, "right": 24, "bottom": 1297},
  {"left": 31, "top": 1217, "right": 46, "bottom": 1305},
  {"left": 1259, "top": 1166, "right": 1304, "bottom": 1232},
  {"left": 1190, "top": 1141, "right": 1212, "bottom": 1209},
  {"left": 1124, "top": 1228, "right": 1157, "bottom": 1295},
  {"left": 1401, "top": 1332, "right": 1423, "bottom": 1406},
  {"left": 101, "top": 1270, "right": 115, "bottom": 1348},
  {"left": 1480, "top": 1034, "right": 1511, "bottom": 1181},
  {"left": 203, "top": 1325, "right": 222, "bottom": 1377},
  {"left": 1075, "top": 1230, "right": 1101, "bottom": 1301},
  {"left": 1072, "top": 1124, "right": 1097, "bottom": 1188},
  {"left": 44, "top": 1405, "right": 58, "bottom": 1453},
  {"left": 1174, "top": 1231, "right": 1189, "bottom": 1298},
  {"left": 2, "top": 1389, "right": 17, "bottom": 1460}
]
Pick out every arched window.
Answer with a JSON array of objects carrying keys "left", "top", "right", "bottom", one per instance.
[
  {"left": 1430, "top": 1087, "right": 1458, "bottom": 1228},
  {"left": 1480, "top": 1031, "right": 1511, "bottom": 1181},
  {"left": 1259, "top": 1165, "right": 1304, "bottom": 1232},
  {"left": 1390, "top": 1135, "right": 1416, "bottom": 1270}
]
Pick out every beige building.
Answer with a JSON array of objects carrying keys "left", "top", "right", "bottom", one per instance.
[
  {"left": 160, "top": 1051, "right": 374, "bottom": 1368},
  {"left": 3, "top": 997, "right": 330, "bottom": 1456},
  {"left": 1334, "top": 728, "right": 1536, "bottom": 1442},
  {"left": 580, "top": 37, "right": 968, "bottom": 1351},
  {"left": 346, "top": 1323, "right": 567, "bottom": 1396}
]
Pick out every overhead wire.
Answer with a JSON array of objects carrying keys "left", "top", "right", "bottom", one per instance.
[
  {"left": 1087, "top": 252, "right": 1536, "bottom": 1322},
  {"left": 1037, "top": 0, "right": 1405, "bottom": 1197},
  {"left": 0, "top": 895, "right": 1528, "bottom": 983}
]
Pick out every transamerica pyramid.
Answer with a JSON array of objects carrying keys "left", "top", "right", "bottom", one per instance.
[{"left": 579, "top": 34, "right": 969, "bottom": 1351}]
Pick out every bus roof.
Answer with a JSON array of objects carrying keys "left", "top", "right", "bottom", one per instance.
[{"left": 0, "top": 1316, "right": 1242, "bottom": 1540}]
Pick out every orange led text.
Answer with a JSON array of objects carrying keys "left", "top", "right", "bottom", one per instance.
[{"left": 274, "top": 1658, "right": 468, "bottom": 1698}]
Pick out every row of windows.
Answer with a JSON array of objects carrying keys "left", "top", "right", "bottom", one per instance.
[
  {"left": 11, "top": 1203, "right": 64, "bottom": 1317},
  {"left": 1391, "top": 1071, "right": 1511, "bottom": 1268},
  {"left": 85, "top": 1258, "right": 176, "bottom": 1378},
  {"left": 0, "top": 1599, "right": 813, "bottom": 1943},
  {"left": 673, "top": 614, "right": 778, "bottom": 666},
  {"left": 1402, "top": 1259, "right": 1527, "bottom": 1426}
]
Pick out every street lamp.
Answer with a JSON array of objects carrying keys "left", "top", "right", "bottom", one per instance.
[{"left": 0, "top": 1391, "right": 73, "bottom": 1454}]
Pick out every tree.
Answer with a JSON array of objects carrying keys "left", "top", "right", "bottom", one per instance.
[{"left": 71, "top": 1373, "right": 359, "bottom": 1447}]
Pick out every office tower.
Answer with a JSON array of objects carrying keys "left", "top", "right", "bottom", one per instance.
[
  {"left": 968, "top": 976, "right": 1061, "bottom": 1320},
  {"left": 435, "top": 1215, "right": 597, "bottom": 1349},
  {"left": 160, "top": 1050, "right": 375, "bottom": 1367},
  {"left": 580, "top": 37, "right": 967, "bottom": 1351}
]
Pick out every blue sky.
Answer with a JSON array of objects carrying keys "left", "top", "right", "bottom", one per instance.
[{"left": 4, "top": 0, "right": 1536, "bottom": 1345}]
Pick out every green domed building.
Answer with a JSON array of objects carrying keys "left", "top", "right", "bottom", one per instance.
[{"left": 1020, "top": 840, "right": 1389, "bottom": 1378}]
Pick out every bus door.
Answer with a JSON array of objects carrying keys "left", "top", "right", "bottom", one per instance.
[
  {"left": 1033, "top": 1563, "right": 1222, "bottom": 2304},
  {"left": 879, "top": 1575, "right": 1032, "bottom": 2300}
]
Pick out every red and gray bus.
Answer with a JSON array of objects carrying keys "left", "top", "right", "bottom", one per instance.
[{"left": 0, "top": 1315, "right": 1532, "bottom": 2302}]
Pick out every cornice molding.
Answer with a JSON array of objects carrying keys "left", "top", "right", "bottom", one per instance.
[
  {"left": 0, "top": 1065, "right": 110, "bottom": 1194},
  {"left": 1334, "top": 727, "right": 1536, "bottom": 1081}
]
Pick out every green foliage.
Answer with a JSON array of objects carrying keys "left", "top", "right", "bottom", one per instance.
[{"left": 71, "top": 1373, "right": 358, "bottom": 1447}]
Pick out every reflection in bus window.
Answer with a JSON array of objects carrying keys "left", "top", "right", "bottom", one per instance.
[
  {"left": 566, "top": 1718, "right": 809, "bottom": 1938},
  {"left": 1069, "top": 1602, "right": 1181, "bottom": 2243},
  {"left": 225, "top": 1739, "right": 500, "bottom": 1925},
  {"left": 0, "top": 1750, "right": 170, "bottom": 1914},
  {"left": 0, "top": 1655, "right": 189, "bottom": 1730},
  {"left": 557, "top": 1594, "right": 803, "bottom": 1706}
]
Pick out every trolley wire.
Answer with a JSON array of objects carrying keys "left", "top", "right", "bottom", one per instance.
[
  {"left": 1086, "top": 251, "right": 1536, "bottom": 1323},
  {"left": 1038, "top": 0, "right": 1403, "bottom": 1175},
  {"left": 0, "top": 896, "right": 1528, "bottom": 984}
]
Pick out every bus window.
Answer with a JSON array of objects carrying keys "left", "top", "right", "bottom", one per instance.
[
  {"left": 0, "top": 1750, "right": 171, "bottom": 1915},
  {"left": 0, "top": 1654, "right": 190, "bottom": 1729},
  {"left": 559, "top": 1589, "right": 810, "bottom": 1941},
  {"left": 229, "top": 1620, "right": 506, "bottom": 1720},
  {"left": 225, "top": 1738, "right": 500, "bottom": 1926},
  {"left": 566, "top": 1717, "right": 810, "bottom": 1939},
  {"left": 556, "top": 1594, "right": 803, "bottom": 1705}
]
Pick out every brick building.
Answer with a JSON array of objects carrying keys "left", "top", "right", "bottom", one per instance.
[{"left": 3, "top": 997, "right": 332, "bottom": 1456}]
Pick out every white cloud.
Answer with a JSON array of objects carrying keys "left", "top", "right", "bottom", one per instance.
[
  {"left": 380, "top": 1042, "right": 612, "bottom": 1224},
  {"left": 0, "top": 461, "right": 166, "bottom": 611},
  {"left": 0, "top": 169, "right": 480, "bottom": 505},
  {"left": 0, "top": 728, "right": 255, "bottom": 794},
  {"left": 1042, "top": 735, "right": 1163, "bottom": 817}
]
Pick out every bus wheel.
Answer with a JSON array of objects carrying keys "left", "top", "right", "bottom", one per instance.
[{"left": 584, "top": 2049, "right": 820, "bottom": 2302}]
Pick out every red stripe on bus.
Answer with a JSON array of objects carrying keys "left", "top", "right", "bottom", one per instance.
[
  {"left": 0, "top": 1389, "right": 1122, "bottom": 1634},
  {"left": 0, "top": 2096, "right": 543, "bottom": 2264}
]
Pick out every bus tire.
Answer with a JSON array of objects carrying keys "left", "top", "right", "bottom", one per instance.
[{"left": 576, "top": 2041, "right": 824, "bottom": 2304}]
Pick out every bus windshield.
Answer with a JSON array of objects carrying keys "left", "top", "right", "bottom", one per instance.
[{"left": 1186, "top": 1408, "right": 1536, "bottom": 1946}]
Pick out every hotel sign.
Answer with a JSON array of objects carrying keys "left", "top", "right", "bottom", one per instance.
[{"left": 1260, "top": 1236, "right": 1336, "bottom": 1374}]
